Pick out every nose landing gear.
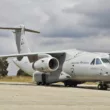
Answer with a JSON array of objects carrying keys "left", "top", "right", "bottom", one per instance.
[{"left": 97, "top": 82, "right": 108, "bottom": 90}]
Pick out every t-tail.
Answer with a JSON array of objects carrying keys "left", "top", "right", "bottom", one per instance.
[{"left": 0, "top": 25, "right": 40, "bottom": 53}]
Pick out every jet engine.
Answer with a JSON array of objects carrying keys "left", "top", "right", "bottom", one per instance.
[{"left": 32, "top": 57, "right": 59, "bottom": 72}]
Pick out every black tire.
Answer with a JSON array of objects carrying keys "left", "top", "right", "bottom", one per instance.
[
  {"left": 73, "top": 83, "right": 77, "bottom": 87},
  {"left": 64, "top": 82, "right": 77, "bottom": 87},
  {"left": 98, "top": 84, "right": 108, "bottom": 90},
  {"left": 64, "top": 82, "right": 69, "bottom": 87},
  {"left": 36, "top": 82, "right": 42, "bottom": 85},
  {"left": 68, "top": 84, "right": 73, "bottom": 87},
  {"left": 102, "top": 84, "right": 108, "bottom": 90},
  {"left": 98, "top": 84, "right": 103, "bottom": 90}
]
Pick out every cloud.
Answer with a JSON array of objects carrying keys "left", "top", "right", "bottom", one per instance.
[
  {"left": 0, "top": 30, "right": 11, "bottom": 37},
  {"left": 63, "top": 0, "right": 110, "bottom": 29},
  {"left": 0, "top": 0, "right": 110, "bottom": 54}
]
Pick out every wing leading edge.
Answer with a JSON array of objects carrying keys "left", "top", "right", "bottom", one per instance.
[{"left": 0, "top": 51, "right": 66, "bottom": 61}]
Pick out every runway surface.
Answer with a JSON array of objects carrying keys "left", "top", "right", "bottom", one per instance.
[{"left": 0, "top": 82, "right": 110, "bottom": 110}]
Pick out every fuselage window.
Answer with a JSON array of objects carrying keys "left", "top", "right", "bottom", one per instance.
[
  {"left": 91, "top": 58, "right": 95, "bottom": 65},
  {"left": 96, "top": 58, "right": 102, "bottom": 65}
]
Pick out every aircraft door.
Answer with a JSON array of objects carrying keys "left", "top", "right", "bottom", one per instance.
[
  {"left": 90, "top": 58, "right": 103, "bottom": 79},
  {"left": 96, "top": 58, "right": 104, "bottom": 76}
]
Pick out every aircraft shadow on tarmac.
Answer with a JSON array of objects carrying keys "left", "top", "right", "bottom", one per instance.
[
  {"left": 78, "top": 86, "right": 110, "bottom": 91},
  {"left": 0, "top": 82, "right": 34, "bottom": 86},
  {"left": 48, "top": 84, "right": 110, "bottom": 91},
  {"left": 0, "top": 82, "right": 110, "bottom": 91}
]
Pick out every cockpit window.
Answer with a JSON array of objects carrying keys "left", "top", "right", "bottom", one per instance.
[
  {"left": 96, "top": 58, "right": 102, "bottom": 65},
  {"left": 91, "top": 58, "right": 95, "bottom": 65},
  {"left": 101, "top": 58, "right": 110, "bottom": 64}
]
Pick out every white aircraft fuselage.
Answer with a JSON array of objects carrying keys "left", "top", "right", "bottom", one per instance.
[{"left": 13, "top": 49, "right": 110, "bottom": 83}]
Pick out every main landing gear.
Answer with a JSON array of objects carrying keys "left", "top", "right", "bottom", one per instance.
[
  {"left": 64, "top": 80, "right": 78, "bottom": 87},
  {"left": 97, "top": 82, "right": 108, "bottom": 90},
  {"left": 36, "top": 74, "right": 49, "bottom": 86}
]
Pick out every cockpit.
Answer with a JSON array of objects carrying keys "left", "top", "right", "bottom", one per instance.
[
  {"left": 101, "top": 58, "right": 110, "bottom": 64},
  {"left": 91, "top": 58, "right": 110, "bottom": 65}
]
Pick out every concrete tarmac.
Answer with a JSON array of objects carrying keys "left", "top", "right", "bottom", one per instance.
[{"left": 0, "top": 82, "right": 110, "bottom": 110}]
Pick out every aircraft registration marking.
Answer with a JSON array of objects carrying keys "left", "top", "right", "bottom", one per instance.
[{"left": 91, "top": 68, "right": 99, "bottom": 70}]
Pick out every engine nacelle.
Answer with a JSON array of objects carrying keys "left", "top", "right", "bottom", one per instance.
[{"left": 32, "top": 57, "right": 59, "bottom": 72}]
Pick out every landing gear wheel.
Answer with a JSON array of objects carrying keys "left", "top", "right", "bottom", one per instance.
[
  {"left": 73, "top": 84, "right": 77, "bottom": 87},
  {"left": 68, "top": 84, "right": 73, "bottom": 87},
  {"left": 103, "top": 84, "right": 108, "bottom": 90},
  {"left": 64, "top": 82, "right": 69, "bottom": 87},
  {"left": 98, "top": 83, "right": 108, "bottom": 90},
  {"left": 98, "top": 84, "right": 103, "bottom": 90},
  {"left": 45, "top": 83, "right": 50, "bottom": 86},
  {"left": 36, "top": 82, "right": 42, "bottom": 85},
  {"left": 64, "top": 81, "right": 77, "bottom": 87}
]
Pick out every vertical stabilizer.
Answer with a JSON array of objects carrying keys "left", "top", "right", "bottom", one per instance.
[
  {"left": 0, "top": 25, "right": 40, "bottom": 54},
  {"left": 14, "top": 25, "right": 31, "bottom": 53}
]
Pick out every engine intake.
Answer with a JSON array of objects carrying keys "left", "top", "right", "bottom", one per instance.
[{"left": 32, "top": 57, "right": 59, "bottom": 72}]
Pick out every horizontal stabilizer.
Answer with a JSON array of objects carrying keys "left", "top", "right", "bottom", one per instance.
[
  {"left": 0, "top": 25, "right": 40, "bottom": 53},
  {"left": 0, "top": 27, "right": 40, "bottom": 33}
]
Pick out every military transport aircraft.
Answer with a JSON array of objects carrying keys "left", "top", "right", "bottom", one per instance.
[{"left": 0, "top": 25, "right": 110, "bottom": 90}]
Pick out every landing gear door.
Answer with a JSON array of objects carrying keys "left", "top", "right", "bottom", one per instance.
[{"left": 95, "top": 58, "right": 104, "bottom": 76}]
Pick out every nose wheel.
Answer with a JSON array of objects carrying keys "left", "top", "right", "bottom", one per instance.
[{"left": 97, "top": 82, "right": 108, "bottom": 90}]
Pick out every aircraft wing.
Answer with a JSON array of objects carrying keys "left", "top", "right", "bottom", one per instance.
[
  {"left": 0, "top": 51, "right": 66, "bottom": 62},
  {"left": 0, "top": 51, "right": 65, "bottom": 57}
]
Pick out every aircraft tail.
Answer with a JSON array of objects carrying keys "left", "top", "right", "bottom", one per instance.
[{"left": 0, "top": 25, "right": 40, "bottom": 53}]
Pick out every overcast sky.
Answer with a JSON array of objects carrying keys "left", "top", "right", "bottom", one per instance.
[{"left": 0, "top": 0, "right": 110, "bottom": 54}]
